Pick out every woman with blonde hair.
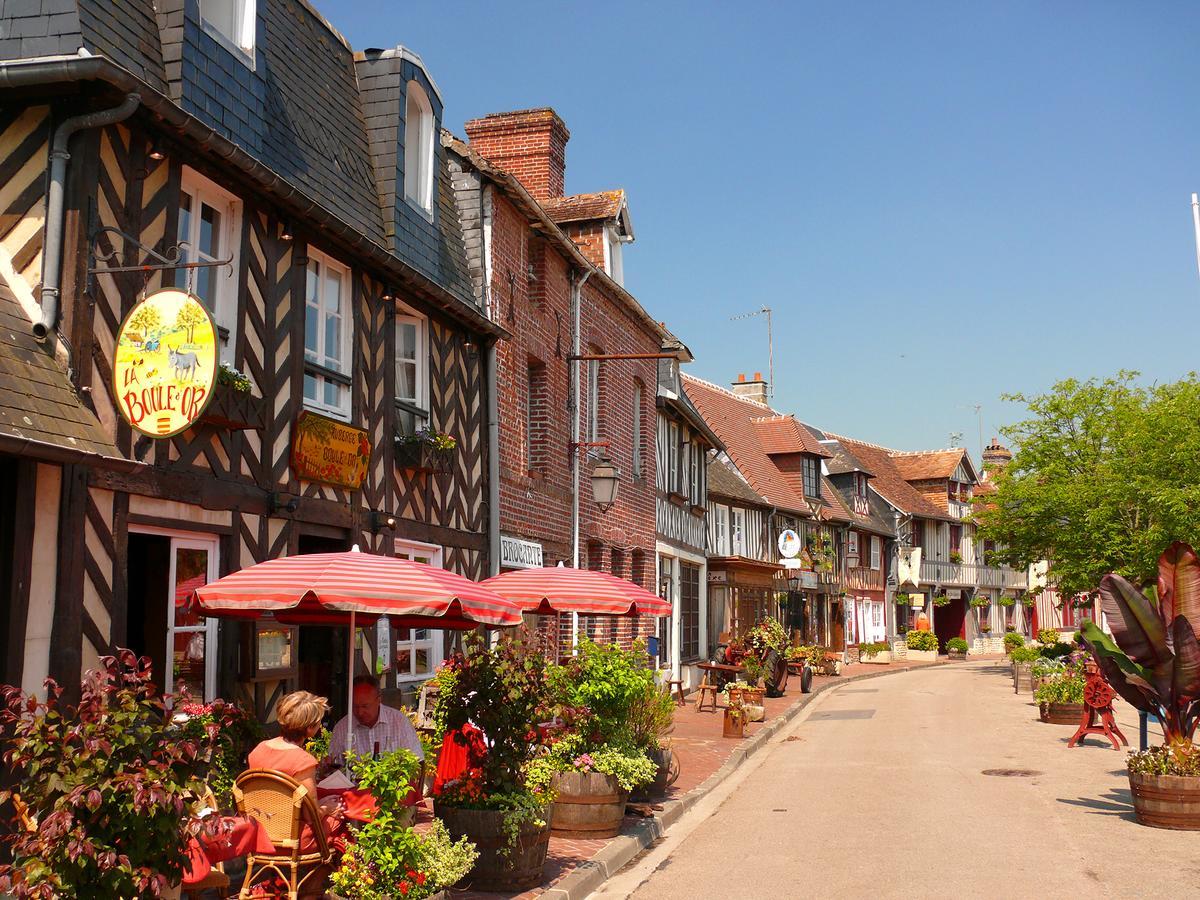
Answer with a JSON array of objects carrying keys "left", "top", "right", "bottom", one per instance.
[{"left": 246, "top": 691, "right": 345, "bottom": 847}]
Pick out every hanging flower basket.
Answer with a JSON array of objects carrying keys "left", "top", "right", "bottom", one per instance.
[
  {"left": 199, "top": 379, "right": 266, "bottom": 431},
  {"left": 396, "top": 429, "right": 456, "bottom": 474}
]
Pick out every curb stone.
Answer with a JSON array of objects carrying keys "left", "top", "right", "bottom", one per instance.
[{"left": 539, "top": 662, "right": 945, "bottom": 900}]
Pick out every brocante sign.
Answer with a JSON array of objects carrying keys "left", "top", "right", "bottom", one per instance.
[
  {"left": 290, "top": 410, "right": 371, "bottom": 489},
  {"left": 113, "top": 288, "right": 218, "bottom": 438}
]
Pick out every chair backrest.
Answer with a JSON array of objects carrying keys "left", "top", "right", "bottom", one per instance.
[
  {"left": 11, "top": 793, "right": 36, "bottom": 832},
  {"left": 232, "top": 769, "right": 328, "bottom": 858}
]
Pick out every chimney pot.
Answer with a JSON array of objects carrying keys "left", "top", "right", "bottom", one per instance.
[
  {"left": 753, "top": 371, "right": 762, "bottom": 381},
  {"left": 737, "top": 373, "right": 746, "bottom": 382}
]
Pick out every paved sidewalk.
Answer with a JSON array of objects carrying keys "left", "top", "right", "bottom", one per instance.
[{"left": 435, "top": 656, "right": 944, "bottom": 900}]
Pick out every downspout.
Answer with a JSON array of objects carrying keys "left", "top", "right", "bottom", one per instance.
[
  {"left": 570, "top": 266, "right": 593, "bottom": 650},
  {"left": 481, "top": 183, "right": 501, "bottom": 578},
  {"left": 34, "top": 92, "right": 141, "bottom": 342}
]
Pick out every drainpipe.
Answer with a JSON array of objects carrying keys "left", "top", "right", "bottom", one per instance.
[
  {"left": 34, "top": 92, "right": 141, "bottom": 342},
  {"left": 569, "top": 266, "right": 592, "bottom": 650},
  {"left": 481, "top": 184, "right": 501, "bottom": 578}
]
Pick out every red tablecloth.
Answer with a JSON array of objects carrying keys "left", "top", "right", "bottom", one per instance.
[
  {"left": 316, "top": 786, "right": 381, "bottom": 822},
  {"left": 182, "top": 815, "right": 271, "bottom": 885}
]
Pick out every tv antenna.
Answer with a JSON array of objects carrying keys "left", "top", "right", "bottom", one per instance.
[
  {"left": 729, "top": 306, "right": 773, "bottom": 397},
  {"left": 948, "top": 431, "right": 963, "bottom": 448}
]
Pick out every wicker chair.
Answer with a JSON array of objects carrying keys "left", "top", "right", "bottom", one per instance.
[{"left": 232, "top": 770, "right": 332, "bottom": 900}]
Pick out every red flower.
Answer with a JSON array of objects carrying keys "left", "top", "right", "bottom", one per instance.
[
  {"left": 400, "top": 883, "right": 410, "bottom": 896},
  {"left": 416, "top": 872, "right": 427, "bottom": 885}
]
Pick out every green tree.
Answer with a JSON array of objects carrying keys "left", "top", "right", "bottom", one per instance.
[
  {"left": 976, "top": 371, "right": 1200, "bottom": 596},
  {"left": 126, "top": 303, "right": 161, "bottom": 336},
  {"left": 174, "top": 302, "right": 207, "bottom": 343}
]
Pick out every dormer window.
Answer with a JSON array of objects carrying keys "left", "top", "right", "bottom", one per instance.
[
  {"left": 404, "top": 81, "right": 435, "bottom": 214},
  {"left": 604, "top": 227, "right": 624, "bottom": 285},
  {"left": 802, "top": 456, "right": 821, "bottom": 499},
  {"left": 855, "top": 472, "right": 868, "bottom": 500},
  {"left": 200, "top": 0, "right": 256, "bottom": 60}
]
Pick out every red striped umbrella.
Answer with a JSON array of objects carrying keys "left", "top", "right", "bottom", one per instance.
[
  {"left": 193, "top": 551, "right": 521, "bottom": 629},
  {"left": 480, "top": 567, "right": 672, "bottom": 617}
]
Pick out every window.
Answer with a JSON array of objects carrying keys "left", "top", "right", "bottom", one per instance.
[
  {"left": 668, "top": 422, "right": 679, "bottom": 492},
  {"left": 731, "top": 507, "right": 746, "bottom": 556},
  {"left": 802, "top": 455, "right": 821, "bottom": 499},
  {"left": 395, "top": 309, "right": 429, "bottom": 434},
  {"left": 910, "top": 520, "right": 924, "bottom": 550},
  {"left": 712, "top": 504, "right": 729, "bottom": 555},
  {"left": 689, "top": 440, "right": 701, "bottom": 502},
  {"left": 950, "top": 524, "right": 962, "bottom": 555},
  {"left": 392, "top": 540, "right": 443, "bottom": 680},
  {"left": 680, "top": 563, "right": 701, "bottom": 661},
  {"left": 855, "top": 473, "right": 868, "bottom": 499},
  {"left": 681, "top": 432, "right": 692, "bottom": 497},
  {"left": 199, "top": 0, "right": 255, "bottom": 58},
  {"left": 176, "top": 169, "right": 241, "bottom": 364},
  {"left": 303, "top": 249, "right": 352, "bottom": 420},
  {"left": 604, "top": 228, "right": 624, "bottom": 285},
  {"left": 870, "top": 536, "right": 882, "bottom": 570},
  {"left": 631, "top": 383, "right": 642, "bottom": 478},
  {"left": 403, "top": 81, "right": 435, "bottom": 214},
  {"left": 848, "top": 531, "right": 860, "bottom": 558},
  {"left": 587, "top": 358, "right": 600, "bottom": 443}
]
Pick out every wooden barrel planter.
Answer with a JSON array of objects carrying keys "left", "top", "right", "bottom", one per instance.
[
  {"left": 434, "top": 802, "right": 551, "bottom": 891},
  {"left": 549, "top": 771, "right": 629, "bottom": 838},
  {"left": 1039, "top": 702, "right": 1085, "bottom": 725},
  {"left": 743, "top": 687, "right": 766, "bottom": 707},
  {"left": 1012, "top": 661, "right": 1033, "bottom": 694},
  {"left": 1128, "top": 771, "right": 1200, "bottom": 830},
  {"left": 630, "top": 746, "right": 678, "bottom": 802}
]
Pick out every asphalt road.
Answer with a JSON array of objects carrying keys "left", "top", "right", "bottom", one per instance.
[{"left": 595, "top": 660, "right": 1196, "bottom": 900}]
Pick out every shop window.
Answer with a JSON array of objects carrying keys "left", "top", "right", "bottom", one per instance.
[
  {"left": 403, "top": 81, "right": 435, "bottom": 214},
  {"left": 176, "top": 169, "right": 241, "bottom": 364},
  {"left": 395, "top": 308, "right": 429, "bottom": 435},
  {"left": 392, "top": 540, "right": 443, "bottom": 681},
  {"left": 303, "top": 249, "right": 352, "bottom": 420}
]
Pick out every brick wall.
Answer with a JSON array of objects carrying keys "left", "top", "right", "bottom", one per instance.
[{"left": 464, "top": 108, "right": 570, "bottom": 202}]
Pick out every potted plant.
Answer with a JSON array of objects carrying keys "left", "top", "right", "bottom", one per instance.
[
  {"left": 894, "top": 592, "right": 911, "bottom": 606},
  {"left": 904, "top": 629, "right": 939, "bottom": 662},
  {"left": 0, "top": 651, "right": 233, "bottom": 898},
  {"left": 628, "top": 680, "right": 679, "bottom": 802},
  {"left": 1003, "top": 632, "right": 1026, "bottom": 656},
  {"left": 949, "top": 550, "right": 963, "bottom": 564},
  {"left": 330, "top": 749, "right": 478, "bottom": 900},
  {"left": 746, "top": 617, "right": 789, "bottom": 696},
  {"left": 722, "top": 697, "right": 747, "bottom": 739},
  {"left": 859, "top": 640, "right": 892, "bottom": 664},
  {"left": 199, "top": 362, "right": 266, "bottom": 430},
  {"left": 1010, "top": 645, "right": 1039, "bottom": 693},
  {"left": 739, "top": 652, "right": 768, "bottom": 707},
  {"left": 1035, "top": 670, "right": 1086, "bottom": 725},
  {"left": 999, "top": 596, "right": 1016, "bottom": 608},
  {"left": 969, "top": 595, "right": 990, "bottom": 609},
  {"left": 946, "top": 637, "right": 969, "bottom": 660},
  {"left": 1082, "top": 543, "right": 1200, "bottom": 829},
  {"left": 1020, "top": 593, "right": 1037, "bottom": 609},
  {"left": 396, "top": 428, "right": 457, "bottom": 474},
  {"left": 535, "top": 641, "right": 659, "bottom": 838},
  {"left": 932, "top": 593, "right": 950, "bottom": 607},
  {"left": 1037, "top": 628, "right": 1060, "bottom": 646},
  {"left": 431, "top": 631, "right": 556, "bottom": 891}
]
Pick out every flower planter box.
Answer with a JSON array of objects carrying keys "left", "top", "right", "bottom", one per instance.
[
  {"left": 550, "top": 771, "right": 629, "bottom": 838},
  {"left": 199, "top": 383, "right": 266, "bottom": 430},
  {"left": 904, "top": 649, "right": 938, "bottom": 662},
  {"left": 860, "top": 650, "right": 892, "bottom": 665},
  {"left": 1013, "top": 661, "right": 1033, "bottom": 694},
  {"left": 434, "top": 802, "right": 551, "bottom": 891},
  {"left": 396, "top": 441, "right": 453, "bottom": 474},
  {"left": 947, "top": 649, "right": 967, "bottom": 661},
  {"left": 1039, "top": 702, "right": 1085, "bottom": 725},
  {"left": 1128, "top": 770, "right": 1200, "bottom": 830}
]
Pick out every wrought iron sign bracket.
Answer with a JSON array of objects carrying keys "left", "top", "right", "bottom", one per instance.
[{"left": 87, "top": 226, "right": 234, "bottom": 276}]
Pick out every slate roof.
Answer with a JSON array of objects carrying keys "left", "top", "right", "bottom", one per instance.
[
  {"left": 890, "top": 448, "right": 970, "bottom": 482},
  {"left": 0, "top": 276, "right": 117, "bottom": 459},
  {"left": 706, "top": 455, "right": 767, "bottom": 506},
  {"left": 683, "top": 374, "right": 827, "bottom": 517},
  {"left": 822, "top": 434, "right": 955, "bottom": 521},
  {"left": 541, "top": 190, "right": 624, "bottom": 225}
]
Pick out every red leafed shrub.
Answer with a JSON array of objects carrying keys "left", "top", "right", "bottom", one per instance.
[{"left": 0, "top": 650, "right": 232, "bottom": 898}]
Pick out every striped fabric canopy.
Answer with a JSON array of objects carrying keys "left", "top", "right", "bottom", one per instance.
[
  {"left": 480, "top": 567, "right": 672, "bottom": 618},
  {"left": 193, "top": 551, "right": 521, "bottom": 629}
]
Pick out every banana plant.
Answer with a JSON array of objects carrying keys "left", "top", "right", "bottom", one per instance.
[{"left": 1080, "top": 542, "right": 1200, "bottom": 748}]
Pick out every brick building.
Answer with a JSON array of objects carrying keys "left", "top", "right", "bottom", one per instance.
[{"left": 445, "top": 109, "right": 674, "bottom": 655}]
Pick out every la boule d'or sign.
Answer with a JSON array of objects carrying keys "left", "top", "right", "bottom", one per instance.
[
  {"left": 778, "top": 528, "right": 802, "bottom": 559},
  {"left": 113, "top": 289, "right": 218, "bottom": 438}
]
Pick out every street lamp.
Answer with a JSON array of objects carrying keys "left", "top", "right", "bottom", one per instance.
[
  {"left": 590, "top": 455, "right": 620, "bottom": 512},
  {"left": 786, "top": 570, "right": 801, "bottom": 592}
]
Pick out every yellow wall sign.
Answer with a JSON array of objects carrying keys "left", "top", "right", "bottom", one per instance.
[
  {"left": 291, "top": 411, "right": 371, "bottom": 490},
  {"left": 113, "top": 289, "right": 218, "bottom": 438}
]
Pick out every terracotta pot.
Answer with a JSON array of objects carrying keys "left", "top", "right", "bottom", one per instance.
[
  {"left": 549, "top": 771, "right": 629, "bottom": 839},
  {"left": 1128, "top": 770, "right": 1200, "bottom": 830},
  {"left": 434, "top": 802, "right": 551, "bottom": 891},
  {"left": 743, "top": 687, "right": 765, "bottom": 706},
  {"left": 1038, "top": 701, "right": 1085, "bottom": 725}
]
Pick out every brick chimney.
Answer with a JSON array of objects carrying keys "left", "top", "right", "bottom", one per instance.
[
  {"left": 731, "top": 372, "right": 769, "bottom": 406},
  {"left": 982, "top": 437, "right": 1012, "bottom": 469},
  {"left": 464, "top": 108, "right": 570, "bottom": 201}
]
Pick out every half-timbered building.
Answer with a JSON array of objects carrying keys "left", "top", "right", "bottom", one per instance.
[{"left": 0, "top": 0, "right": 501, "bottom": 717}]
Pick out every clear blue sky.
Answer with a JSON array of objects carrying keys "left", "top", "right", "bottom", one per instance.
[{"left": 336, "top": 1, "right": 1200, "bottom": 462}]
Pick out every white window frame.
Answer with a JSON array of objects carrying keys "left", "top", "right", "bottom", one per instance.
[
  {"left": 848, "top": 531, "right": 860, "bottom": 558},
  {"left": 303, "top": 247, "right": 352, "bottom": 421},
  {"left": 870, "top": 536, "right": 882, "bottom": 571},
  {"left": 668, "top": 422, "right": 680, "bottom": 492},
  {"left": 632, "top": 383, "right": 642, "bottom": 478},
  {"left": 731, "top": 507, "right": 746, "bottom": 557},
  {"left": 177, "top": 168, "right": 242, "bottom": 365},
  {"left": 713, "top": 504, "right": 730, "bottom": 556},
  {"left": 391, "top": 539, "right": 444, "bottom": 682},
  {"left": 394, "top": 305, "right": 429, "bottom": 432},
  {"left": 199, "top": 0, "right": 256, "bottom": 61},
  {"left": 404, "top": 81, "right": 435, "bottom": 215},
  {"left": 129, "top": 526, "right": 220, "bottom": 703}
]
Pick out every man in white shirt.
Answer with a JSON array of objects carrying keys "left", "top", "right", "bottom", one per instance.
[{"left": 330, "top": 674, "right": 425, "bottom": 764}]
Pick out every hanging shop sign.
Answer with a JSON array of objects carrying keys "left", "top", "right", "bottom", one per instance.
[
  {"left": 290, "top": 410, "right": 371, "bottom": 489},
  {"left": 778, "top": 529, "right": 802, "bottom": 559},
  {"left": 113, "top": 288, "right": 217, "bottom": 438},
  {"left": 500, "top": 535, "right": 544, "bottom": 570}
]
